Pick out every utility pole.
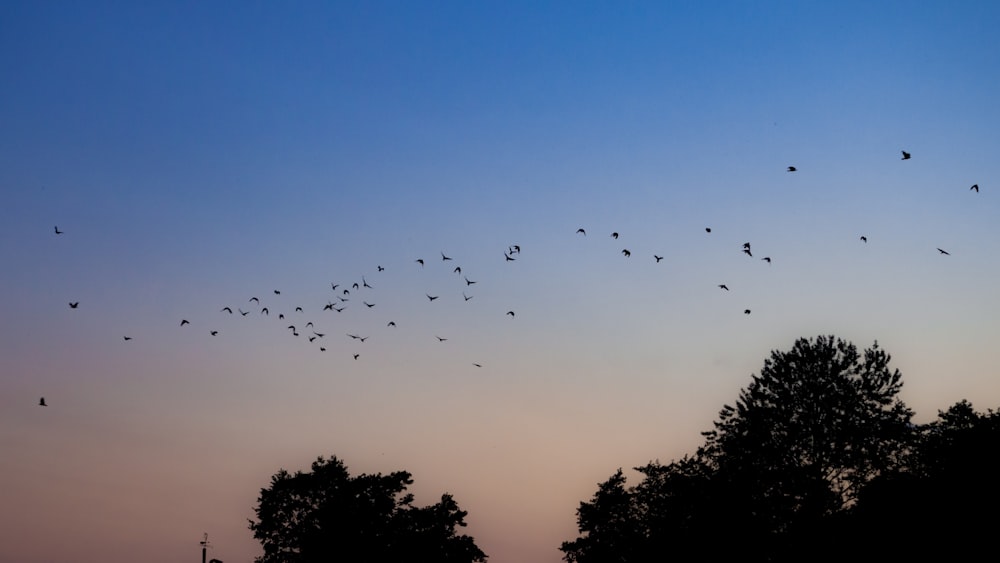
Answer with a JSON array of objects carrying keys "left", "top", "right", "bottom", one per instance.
[{"left": 200, "top": 533, "right": 210, "bottom": 563}]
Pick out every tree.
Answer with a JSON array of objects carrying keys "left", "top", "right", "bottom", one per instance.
[
  {"left": 249, "top": 456, "right": 487, "bottom": 563},
  {"left": 700, "top": 336, "right": 913, "bottom": 529}
]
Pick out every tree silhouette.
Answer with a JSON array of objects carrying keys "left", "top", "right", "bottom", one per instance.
[
  {"left": 562, "top": 336, "right": 917, "bottom": 562},
  {"left": 249, "top": 456, "right": 487, "bottom": 563}
]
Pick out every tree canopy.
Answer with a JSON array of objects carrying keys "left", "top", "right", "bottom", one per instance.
[
  {"left": 249, "top": 456, "right": 487, "bottom": 563},
  {"left": 562, "top": 335, "right": 924, "bottom": 562}
]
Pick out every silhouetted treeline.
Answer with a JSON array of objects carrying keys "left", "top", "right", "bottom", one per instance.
[{"left": 561, "top": 336, "right": 1000, "bottom": 562}]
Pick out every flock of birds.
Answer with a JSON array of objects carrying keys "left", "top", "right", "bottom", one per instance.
[{"left": 37, "top": 150, "right": 982, "bottom": 407}]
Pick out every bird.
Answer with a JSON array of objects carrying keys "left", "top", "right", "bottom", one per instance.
[
  {"left": 309, "top": 336, "right": 316, "bottom": 342},
  {"left": 506, "top": 311, "right": 515, "bottom": 317},
  {"left": 762, "top": 257, "right": 771, "bottom": 264},
  {"left": 937, "top": 248, "right": 951, "bottom": 255},
  {"left": 436, "top": 336, "right": 447, "bottom": 342},
  {"left": 971, "top": 184, "right": 979, "bottom": 192},
  {"left": 261, "top": 307, "right": 269, "bottom": 315},
  {"left": 221, "top": 307, "right": 233, "bottom": 314},
  {"left": 123, "top": 336, "right": 132, "bottom": 341},
  {"left": 359, "top": 336, "right": 369, "bottom": 342},
  {"left": 353, "top": 354, "right": 360, "bottom": 360},
  {"left": 705, "top": 227, "right": 711, "bottom": 233},
  {"left": 305, "top": 322, "right": 314, "bottom": 328},
  {"left": 288, "top": 325, "right": 297, "bottom": 332},
  {"left": 463, "top": 292, "right": 473, "bottom": 301},
  {"left": 416, "top": 259, "right": 424, "bottom": 267},
  {"left": 576, "top": 228, "right": 586, "bottom": 235},
  {"left": 473, "top": 363, "right": 482, "bottom": 368},
  {"left": 744, "top": 309, "right": 751, "bottom": 315},
  {"left": 427, "top": 294, "right": 439, "bottom": 301},
  {"left": 719, "top": 285, "right": 729, "bottom": 291},
  {"left": 68, "top": 302, "right": 79, "bottom": 308},
  {"left": 39, "top": 397, "right": 47, "bottom": 407},
  {"left": 331, "top": 283, "right": 339, "bottom": 291},
  {"left": 54, "top": 226, "right": 63, "bottom": 235},
  {"left": 454, "top": 266, "right": 462, "bottom": 274},
  {"left": 210, "top": 330, "right": 218, "bottom": 336},
  {"left": 505, "top": 252, "right": 515, "bottom": 261},
  {"left": 465, "top": 277, "right": 477, "bottom": 285},
  {"left": 622, "top": 249, "right": 631, "bottom": 257},
  {"left": 333, "top": 306, "right": 344, "bottom": 313},
  {"left": 249, "top": 297, "right": 259, "bottom": 303},
  {"left": 377, "top": 265, "right": 384, "bottom": 272},
  {"left": 654, "top": 255, "right": 664, "bottom": 262},
  {"left": 511, "top": 245, "right": 520, "bottom": 253},
  {"left": 387, "top": 321, "right": 396, "bottom": 327},
  {"left": 319, "top": 347, "right": 326, "bottom": 352},
  {"left": 860, "top": 236, "right": 867, "bottom": 243},
  {"left": 295, "top": 307, "right": 303, "bottom": 312},
  {"left": 180, "top": 319, "right": 190, "bottom": 326},
  {"left": 743, "top": 242, "right": 751, "bottom": 250},
  {"left": 274, "top": 290, "right": 280, "bottom": 295},
  {"left": 743, "top": 248, "right": 753, "bottom": 257},
  {"left": 238, "top": 308, "right": 249, "bottom": 316},
  {"left": 324, "top": 303, "right": 334, "bottom": 311},
  {"left": 901, "top": 150, "right": 911, "bottom": 160},
  {"left": 313, "top": 331, "right": 324, "bottom": 338},
  {"left": 441, "top": 252, "right": 452, "bottom": 261},
  {"left": 352, "top": 282, "right": 359, "bottom": 290},
  {"left": 364, "top": 301, "right": 375, "bottom": 308},
  {"left": 611, "top": 232, "right": 619, "bottom": 239},
  {"left": 787, "top": 166, "right": 796, "bottom": 172}
]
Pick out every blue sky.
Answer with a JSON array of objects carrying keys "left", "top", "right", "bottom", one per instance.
[{"left": 2, "top": 2, "right": 999, "bottom": 562}]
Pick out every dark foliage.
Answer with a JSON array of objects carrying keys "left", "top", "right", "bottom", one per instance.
[{"left": 250, "top": 456, "right": 487, "bottom": 563}]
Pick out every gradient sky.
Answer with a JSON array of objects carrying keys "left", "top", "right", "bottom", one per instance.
[{"left": 2, "top": 2, "right": 999, "bottom": 561}]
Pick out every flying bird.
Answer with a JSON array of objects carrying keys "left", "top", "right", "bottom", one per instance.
[
  {"left": 463, "top": 292, "right": 473, "bottom": 301},
  {"left": 387, "top": 321, "right": 396, "bottom": 327},
  {"left": 54, "top": 226, "right": 63, "bottom": 235},
  {"left": 39, "top": 397, "right": 47, "bottom": 407},
  {"left": 364, "top": 302, "right": 375, "bottom": 308},
  {"left": 576, "top": 228, "right": 586, "bottom": 235},
  {"left": 441, "top": 252, "right": 452, "bottom": 261},
  {"left": 295, "top": 307, "right": 303, "bottom": 312},
  {"left": 180, "top": 319, "right": 190, "bottom": 326},
  {"left": 743, "top": 242, "right": 751, "bottom": 250},
  {"left": 742, "top": 248, "right": 752, "bottom": 257},
  {"left": 705, "top": 227, "right": 711, "bottom": 233},
  {"left": 274, "top": 290, "right": 280, "bottom": 295},
  {"left": 377, "top": 265, "right": 384, "bottom": 271},
  {"left": 465, "top": 277, "right": 477, "bottom": 285},
  {"left": 971, "top": 184, "right": 979, "bottom": 192},
  {"left": 210, "top": 330, "right": 218, "bottom": 336},
  {"left": 937, "top": 248, "right": 951, "bottom": 255},
  {"left": 505, "top": 252, "right": 515, "bottom": 261},
  {"left": 860, "top": 236, "right": 867, "bottom": 243},
  {"left": 249, "top": 297, "right": 259, "bottom": 303},
  {"left": 427, "top": 294, "right": 439, "bottom": 301},
  {"left": 719, "top": 285, "right": 729, "bottom": 291},
  {"left": 221, "top": 307, "right": 232, "bottom": 314},
  {"left": 622, "top": 249, "right": 631, "bottom": 257},
  {"left": 436, "top": 336, "right": 447, "bottom": 342},
  {"left": 454, "top": 266, "right": 462, "bottom": 274},
  {"left": 123, "top": 336, "right": 132, "bottom": 341},
  {"left": 473, "top": 363, "right": 482, "bottom": 368},
  {"left": 510, "top": 245, "right": 520, "bottom": 253},
  {"left": 416, "top": 259, "right": 424, "bottom": 267},
  {"left": 654, "top": 255, "right": 663, "bottom": 262},
  {"left": 611, "top": 232, "right": 619, "bottom": 239},
  {"left": 352, "top": 282, "right": 359, "bottom": 290},
  {"left": 353, "top": 354, "right": 360, "bottom": 360},
  {"left": 506, "top": 311, "right": 515, "bottom": 317},
  {"left": 238, "top": 308, "right": 249, "bottom": 316},
  {"left": 313, "top": 331, "right": 324, "bottom": 338},
  {"left": 901, "top": 150, "right": 911, "bottom": 160},
  {"left": 744, "top": 309, "right": 751, "bottom": 315},
  {"left": 68, "top": 302, "right": 79, "bottom": 308},
  {"left": 762, "top": 257, "right": 771, "bottom": 264},
  {"left": 331, "top": 283, "right": 339, "bottom": 291},
  {"left": 787, "top": 166, "right": 796, "bottom": 172}
]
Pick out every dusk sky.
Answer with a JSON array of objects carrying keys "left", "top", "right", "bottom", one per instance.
[{"left": 2, "top": 2, "right": 998, "bottom": 561}]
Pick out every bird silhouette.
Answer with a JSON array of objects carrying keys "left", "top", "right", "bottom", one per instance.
[
  {"left": 762, "top": 257, "right": 771, "bottom": 264},
  {"left": 353, "top": 354, "right": 360, "bottom": 360},
  {"left": 288, "top": 325, "right": 297, "bottom": 332},
  {"left": 705, "top": 227, "right": 711, "bottom": 233},
  {"left": 622, "top": 249, "right": 631, "bottom": 257},
  {"left": 319, "top": 347, "right": 326, "bottom": 352},
  {"left": 743, "top": 242, "right": 751, "bottom": 250},
  {"left": 611, "top": 232, "right": 619, "bottom": 239},
  {"left": 364, "top": 302, "right": 375, "bottom": 308},
  {"left": 511, "top": 245, "right": 520, "bottom": 253},
  {"left": 347, "top": 333, "right": 359, "bottom": 339},
  {"left": 937, "top": 248, "right": 951, "bottom": 255},
  {"left": 436, "top": 336, "right": 447, "bottom": 342},
  {"left": 719, "top": 285, "right": 729, "bottom": 291},
  {"left": 180, "top": 319, "right": 190, "bottom": 326},
  {"left": 427, "top": 294, "right": 439, "bottom": 301},
  {"left": 221, "top": 307, "right": 233, "bottom": 314},
  {"left": 377, "top": 265, "right": 384, "bottom": 271},
  {"left": 441, "top": 252, "right": 452, "bottom": 261},
  {"left": 576, "top": 228, "right": 586, "bottom": 235},
  {"left": 68, "top": 302, "right": 79, "bottom": 308},
  {"left": 274, "top": 290, "right": 280, "bottom": 295},
  {"left": 416, "top": 259, "right": 424, "bottom": 267},
  {"left": 971, "top": 184, "right": 979, "bottom": 192},
  {"left": 860, "top": 236, "right": 867, "bottom": 243},
  {"left": 901, "top": 150, "right": 911, "bottom": 160},
  {"left": 505, "top": 252, "right": 515, "bottom": 261},
  {"left": 744, "top": 309, "right": 751, "bottom": 315},
  {"left": 454, "top": 266, "right": 462, "bottom": 274},
  {"left": 249, "top": 297, "right": 259, "bottom": 303},
  {"left": 313, "top": 331, "right": 324, "bottom": 338},
  {"left": 238, "top": 308, "right": 249, "bottom": 316},
  {"left": 787, "top": 166, "right": 796, "bottom": 172},
  {"left": 654, "top": 255, "right": 664, "bottom": 262},
  {"left": 295, "top": 307, "right": 303, "bottom": 312},
  {"left": 39, "top": 397, "right": 47, "bottom": 407},
  {"left": 743, "top": 248, "right": 752, "bottom": 257},
  {"left": 123, "top": 336, "right": 132, "bottom": 341},
  {"left": 331, "top": 283, "right": 339, "bottom": 291},
  {"left": 465, "top": 277, "right": 477, "bottom": 285},
  {"left": 387, "top": 321, "right": 396, "bottom": 327},
  {"left": 261, "top": 307, "right": 269, "bottom": 315},
  {"left": 463, "top": 292, "right": 473, "bottom": 301},
  {"left": 210, "top": 330, "right": 218, "bottom": 336},
  {"left": 473, "top": 363, "right": 482, "bottom": 368},
  {"left": 506, "top": 311, "right": 515, "bottom": 317},
  {"left": 54, "top": 226, "right": 63, "bottom": 235},
  {"left": 352, "top": 282, "right": 359, "bottom": 290},
  {"left": 363, "top": 277, "right": 372, "bottom": 288}
]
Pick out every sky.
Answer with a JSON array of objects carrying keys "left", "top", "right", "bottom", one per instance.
[{"left": 2, "top": 1, "right": 999, "bottom": 561}]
